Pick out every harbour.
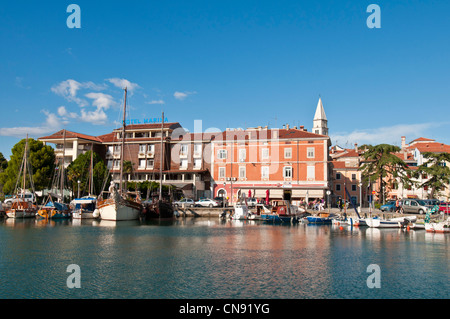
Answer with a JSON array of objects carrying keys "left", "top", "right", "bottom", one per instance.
[{"left": 0, "top": 214, "right": 448, "bottom": 299}]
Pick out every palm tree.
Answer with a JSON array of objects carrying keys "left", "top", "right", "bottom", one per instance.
[
  {"left": 122, "top": 160, "right": 135, "bottom": 192},
  {"left": 413, "top": 152, "right": 450, "bottom": 199},
  {"left": 359, "top": 144, "right": 411, "bottom": 204}
]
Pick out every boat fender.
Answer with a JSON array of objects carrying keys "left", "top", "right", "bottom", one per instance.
[{"left": 93, "top": 209, "right": 100, "bottom": 218}]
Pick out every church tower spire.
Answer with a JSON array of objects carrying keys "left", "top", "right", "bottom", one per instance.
[{"left": 313, "top": 97, "right": 328, "bottom": 135}]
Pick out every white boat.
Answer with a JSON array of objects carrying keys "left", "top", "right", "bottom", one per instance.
[
  {"left": 97, "top": 188, "right": 141, "bottom": 221},
  {"left": 425, "top": 218, "right": 450, "bottom": 233},
  {"left": 97, "top": 87, "right": 142, "bottom": 221},
  {"left": 232, "top": 203, "right": 249, "bottom": 220},
  {"left": 72, "top": 196, "right": 98, "bottom": 219},
  {"left": 366, "top": 215, "right": 417, "bottom": 228}
]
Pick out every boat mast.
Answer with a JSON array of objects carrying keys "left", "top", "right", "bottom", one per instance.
[
  {"left": 89, "top": 143, "right": 93, "bottom": 195},
  {"left": 119, "top": 87, "right": 127, "bottom": 195},
  {"left": 60, "top": 129, "right": 66, "bottom": 203},
  {"left": 23, "top": 134, "right": 28, "bottom": 198},
  {"left": 159, "top": 111, "right": 164, "bottom": 201}
]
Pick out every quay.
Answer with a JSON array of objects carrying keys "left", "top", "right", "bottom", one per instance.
[{"left": 173, "top": 206, "right": 426, "bottom": 222}]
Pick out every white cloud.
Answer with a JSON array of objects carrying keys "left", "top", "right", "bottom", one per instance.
[
  {"left": 146, "top": 99, "right": 165, "bottom": 105},
  {"left": 106, "top": 78, "right": 140, "bottom": 94},
  {"left": 0, "top": 110, "right": 63, "bottom": 138},
  {"left": 85, "top": 92, "right": 116, "bottom": 110},
  {"left": 330, "top": 122, "right": 438, "bottom": 147},
  {"left": 57, "top": 106, "right": 78, "bottom": 119},
  {"left": 80, "top": 108, "right": 108, "bottom": 125},
  {"left": 51, "top": 79, "right": 107, "bottom": 107},
  {"left": 174, "top": 91, "right": 197, "bottom": 100}
]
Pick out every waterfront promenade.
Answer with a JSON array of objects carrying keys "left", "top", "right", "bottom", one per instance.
[{"left": 174, "top": 205, "right": 424, "bottom": 221}]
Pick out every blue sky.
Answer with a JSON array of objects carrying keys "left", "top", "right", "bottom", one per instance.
[{"left": 1, "top": 0, "right": 450, "bottom": 158}]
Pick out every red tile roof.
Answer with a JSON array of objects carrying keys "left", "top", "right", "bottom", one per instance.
[{"left": 39, "top": 130, "right": 102, "bottom": 143}]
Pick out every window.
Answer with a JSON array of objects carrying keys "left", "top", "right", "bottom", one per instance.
[
  {"left": 261, "top": 166, "right": 269, "bottom": 179},
  {"left": 307, "top": 147, "right": 315, "bottom": 158},
  {"left": 180, "top": 144, "right": 188, "bottom": 156},
  {"left": 139, "top": 144, "right": 146, "bottom": 153},
  {"left": 351, "top": 184, "right": 357, "bottom": 192},
  {"left": 239, "top": 149, "right": 246, "bottom": 162},
  {"left": 239, "top": 166, "right": 246, "bottom": 178},
  {"left": 336, "top": 184, "right": 341, "bottom": 191},
  {"left": 180, "top": 159, "right": 188, "bottom": 168},
  {"left": 194, "top": 158, "right": 202, "bottom": 169},
  {"left": 336, "top": 173, "right": 341, "bottom": 180},
  {"left": 307, "top": 165, "right": 315, "bottom": 180},
  {"left": 139, "top": 159, "right": 146, "bottom": 169},
  {"left": 218, "top": 149, "right": 227, "bottom": 159},
  {"left": 262, "top": 148, "right": 269, "bottom": 160},
  {"left": 352, "top": 174, "right": 356, "bottom": 180},
  {"left": 219, "top": 167, "right": 226, "bottom": 178},
  {"left": 284, "top": 148, "right": 292, "bottom": 159},
  {"left": 194, "top": 144, "right": 202, "bottom": 157},
  {"left": 147, "top": 144, "right": 155, "bottom": 154},
  {"left": 113, "top": 159, "right": 120, "bottom": 168},
  {"left": 147, "top": 159, "right": 154, "bottom": 168},
  {"left": 283, "top": 166, "right": 292, "bottom": 178},
  {"left": 113, "top": 145, "right": 121, "bottom": 154},
  {"left": 107, "top": 160, "right": 113, "bottom": 169}
]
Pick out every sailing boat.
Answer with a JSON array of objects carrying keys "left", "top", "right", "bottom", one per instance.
[
  {"left": 6, "top": 135, "right": 37, "bottom": 219},
  {"left": 37, "top": 130, "right": 71, "bottom": 219},
  {"left": 141, "top": 111, "right": 174, "bottom": 220},
  {"left": 72, "top": 148, "right": 98, "bottom": 219},
  {"left": 97, "top": 87, "right": 143, "bottom": 221}
]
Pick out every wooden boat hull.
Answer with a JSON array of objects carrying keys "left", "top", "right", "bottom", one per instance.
[
  {"left": 97, "top": 198, "right": 141, "bottom": 221},
  {"left": 36, "top": 209, "right": 71, "bottom": 219},
  {"left": 6, "top": 209, "right": 35, "bottom": 218}
]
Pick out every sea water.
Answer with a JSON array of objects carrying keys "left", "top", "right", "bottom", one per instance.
[{"left": 0, "top": 218, "right": 448, "bottom": 299}]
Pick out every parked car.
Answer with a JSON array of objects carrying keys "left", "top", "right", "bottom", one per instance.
[
  {"left": 439, "top": 202, "right": 450, "bottom": 214},
  {"left": 4, "top": 193, "right": 35, "bottom": 205},
  {"left": 380, "top": 200, "right": 396, "bottom": 212},
  {"left": 195, "top": 198, "right": 220, "bottom": 207},
  {"left": 400, "top": 199, "right": 432, "bottom": 214},
  {"left": 424, "top": 199, "right": 441, "bottom": 207},
  {"left": 173, "top": 198, "right": 195, "bottom": 207}
]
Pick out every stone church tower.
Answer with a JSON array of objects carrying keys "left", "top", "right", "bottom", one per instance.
[{"left": 312, "top": 97, "right": 328, "bottom": 135}]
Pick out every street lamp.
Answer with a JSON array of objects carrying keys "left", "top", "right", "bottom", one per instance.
[{"left": 77, "top": 180, "right": 81, "bottom": 198}]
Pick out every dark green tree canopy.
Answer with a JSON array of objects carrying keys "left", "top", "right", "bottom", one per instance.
[
  {"left": 66, "top": 151, "right": 110, "bottom": 197},
  {"left": 359, "top": 144, "right": 411, "bottom": 202},
  {"left": 0, "top": 138, "right": 55, "bottom": 195},
  {"left": 413, "top": 152, "right": 450, "bottom": 198}
]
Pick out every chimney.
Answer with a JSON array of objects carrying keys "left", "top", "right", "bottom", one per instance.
[
  {"left": 286, "top": 124, "right": 289, "bottom": 130},
  {"left": 299, "top": 125, "right": 304, "bottom": 131},
  {"left": 354, "top": 143, "right": 358, "bottom": 152},
  {"left": 401, "top": 136, "right": 406, "bottom": 149}
]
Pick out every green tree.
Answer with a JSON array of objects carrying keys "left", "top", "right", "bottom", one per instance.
[
  {"left": 0, "top": 138, "right": 55, "bottom": 195},
  {"left": 66, "top": 151, "right": 110, "bottom": 197},
  {"left": 413, "top": 152, "right": 450, "bottom": 198},
  {"left": 359, "top": 144, "right": 411, "bottom": 204}
]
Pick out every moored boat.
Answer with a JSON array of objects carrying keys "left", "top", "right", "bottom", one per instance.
[
  {"left": 37, "top": 200, "right": 71, "bottom": 219},
  {"left": 366, "top": 215, "right": 417, "bottom": 228},
  {"left": 6, "top": 200, "right": 36, "bottom": 218},
  {"left": 425, "top": 218, "right": 450, "bottom": 233},
  {"left": 72, "top": 196, "right": 98, "bottom": 219},
  {"left": 261, "top": 200, "right": 302, "bottom": 223},
  {"left": 307, "top": 212, "right": 337, "bottom": 224},
  {"left": 97, "top": 88, "right": 143, "bottom": 221}
]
